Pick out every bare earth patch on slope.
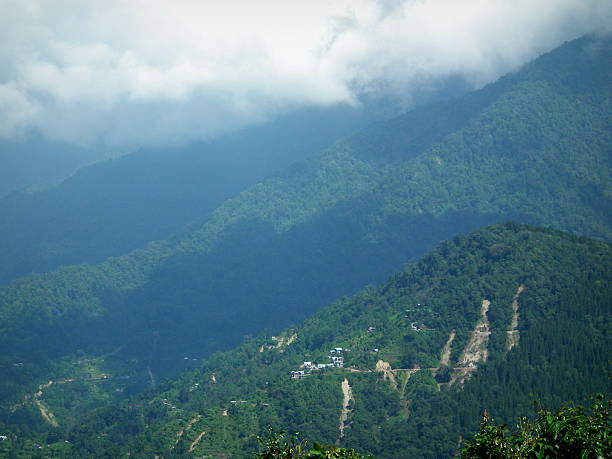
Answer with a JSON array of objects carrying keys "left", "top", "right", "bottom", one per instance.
[
  {"left": 337, "top": 378, "right": 354, "bottom": 444},
  {"left": 452, "top": 299, "right": 491, "bottom": 385},
  {"left": 24, "top": 381, "right": 59, "bottom": 427},
  {"left": 259, "top": 332, "right": 298, "bottom": 352},
  {"left": 376, "top": 360, "right": 399, "bottom": 391},
  {"left": 189, "top": 431, "right": 206, "bottom": 453},
  {"left": 439, "top": 329, "right": 456, "bottom": 368},
  {"left": 506, "top": 285, "right": 525, "bottom": 352},
  {"left": 173, "top": 415, "right": 202, "bottom": 448}
]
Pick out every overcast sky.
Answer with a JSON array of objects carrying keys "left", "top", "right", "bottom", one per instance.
[{"left": 1, "top": 0, "right": 610, "bottom": 151}]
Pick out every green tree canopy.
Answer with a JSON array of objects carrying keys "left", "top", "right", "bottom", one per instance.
[{"left": 461, "top": 395, "right": 611, "bottom": 458}]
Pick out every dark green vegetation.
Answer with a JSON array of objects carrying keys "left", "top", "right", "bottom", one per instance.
[
  {"left": 461, "top": 395, "right": 611, "bottom": 458},
  {"left": 254, "top": 429, "right": 370, "bottom": 458},
  {"left": 0, "top": 35, "right": 611, "bottom": 453},
  {"left": 0, "top": 105, "right": 370, "bottom": 284},
  {"left": 2, "top": 223, "right": 610, "bottom": 457}
]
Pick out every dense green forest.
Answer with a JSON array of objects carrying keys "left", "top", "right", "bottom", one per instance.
[
  {"left": 461, "top": 396, "right": 611, "bottom": 458},
  {"left": 2, "top": 223, "right": 609, "bottom": 457},
  {"left": 0, "top": 35, "right": 610, "bottom": 445},
  {"left": 0, "top": 105, "right": 370, "bottom": 285}
]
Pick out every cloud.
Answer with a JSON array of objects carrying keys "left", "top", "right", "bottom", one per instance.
[
  {"left": 0, "top": 82, "right": 41, "bottom": 137},
  {"left": 0, "top": 0, "right": 610, "bottom": 150}
]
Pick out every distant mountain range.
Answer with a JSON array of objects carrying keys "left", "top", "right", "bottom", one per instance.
[
  {"left": 0, "top": 104, "right": 371, "bottom": 284},
  {"left": 0, "top": 136, "right": 102, "bottom": 199},
  {"left": 0, "top": 35, "right": 610, "bottom": 455}
]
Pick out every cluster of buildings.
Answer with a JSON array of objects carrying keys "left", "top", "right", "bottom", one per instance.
[
  {"left": 290, "top": 348, "right": 346, "bottom": 379},
  {"left": 160, "top": 398, "right": 177, "bottom": 410}
]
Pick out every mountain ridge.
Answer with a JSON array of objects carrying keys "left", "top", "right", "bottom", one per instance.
[
  {"left": 0, "top": 34, "right": 610, "bottom": 421},
  {"left": 0, "top": 105, "right": 371, "bottom": 284},
  {"left": 5, "top": 222, "right": 608, "bottom": 457}
]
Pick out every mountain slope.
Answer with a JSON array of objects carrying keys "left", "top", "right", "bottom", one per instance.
[
  {"left": 0, "top": 105, "right": 370, "bottom": 284},
  {"left": 5, "top": 223, "right": 609, "bottom": 458},
  {"left": 0, "top": 136, "right": 101, "bottom": 199},
  {"left": 0, "top": 35, "right": 610, "bottom": 413}
]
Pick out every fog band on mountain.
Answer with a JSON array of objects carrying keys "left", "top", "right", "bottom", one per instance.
[{"left": 1, "top": 0, "right": 610, "bottom": 150}]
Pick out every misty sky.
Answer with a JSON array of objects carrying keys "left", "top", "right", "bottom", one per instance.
[{"left": 1, "top": 0, "right": 610, "bottom": 151}]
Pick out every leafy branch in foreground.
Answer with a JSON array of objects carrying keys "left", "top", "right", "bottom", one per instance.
[
  {"left": 461, "top": 395, "right": 611, "bottom": 458},
  {"left": 254, "top": 428, "right": 370, "bottom": 458}
]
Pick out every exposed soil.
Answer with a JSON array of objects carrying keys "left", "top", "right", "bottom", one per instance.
[
  {"left": 376, "top": 360, "right": 399, "bottom": 391},
  {"left": 147, "top": 366, "right": 156, "bottom": 387},
  {"left": 34, "top": 399, "right": 58, "bottom": 427},
  {"left": 459, "top": 299, "right": 491, "bottom": 366},
  {"left": 439, "top": 330, "right": 456, "bottom": 367},
  {"left": 337, "top": 378, "right": 354, "bottom": 443},
  {"left": 506, "top": 285, "right": 525, "bottom": 351},
  {"left": 174, "top": 415, "right": 202, "bottom": 447},
  {"left": 30, "top": 381, "right": 59, "bottom": 427},
  {"left": 452, "top": 299, "right": 491, "bottom": 385},
  {"left": 260, "top": 332, "right": 298, "bottom": 352},
  {"left": 189, "top": 431, "right": 207, "bottom": 452}
]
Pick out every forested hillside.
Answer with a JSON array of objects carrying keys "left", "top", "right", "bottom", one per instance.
[
  {"left": 0, "top": 35, "right": 610, "bottom": 428},
  {"left": 0, "top": 136, "right": 103, "bottom": 199},
  {"left": 3, "top": 223, "right": 609, "bottom": 457},
  {"left": 0, "top": 105, "right": 369, "bottom": 285}
]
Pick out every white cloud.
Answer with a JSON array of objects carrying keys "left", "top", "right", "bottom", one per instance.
[
  {"left": 0, "top": 81, "right": 40, "bottom": 137},
  {"left": 0, "top": 0, "right": 610, "bottom": 149}
]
